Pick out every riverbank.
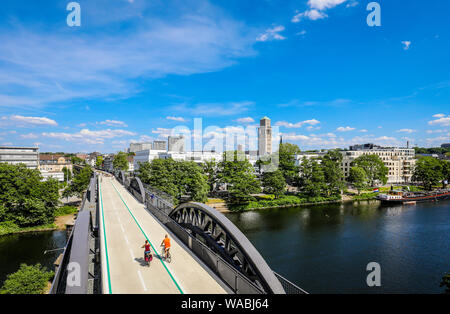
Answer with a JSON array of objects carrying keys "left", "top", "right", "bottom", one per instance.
[{"left": 0, "top": 205, "right": 78, "bottom": 237}]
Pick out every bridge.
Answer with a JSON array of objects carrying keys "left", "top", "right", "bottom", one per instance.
[{"left": 50, "top": 170, "right": 307, "bottom": 294}]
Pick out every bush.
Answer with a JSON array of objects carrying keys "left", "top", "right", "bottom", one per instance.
[
  {"left": 0, "top": 221, "right": 20, "bottom": 236},
  {"left": 54, "top": 205, "right": 78, "bottom": 217},
  {"left": 0, "top": 264, "right": 54, "bottom": 294}
]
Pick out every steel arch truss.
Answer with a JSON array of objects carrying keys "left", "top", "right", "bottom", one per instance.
[{"left": 169, "top": 202, "right": 285, "bottom": 294}]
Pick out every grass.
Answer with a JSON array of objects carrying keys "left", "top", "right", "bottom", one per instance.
[
  {"left": 0, "top": 221, "right": 57, "bottom": 236},
  {"left": 54, "top": 205, "right": 78, "bottom": 217},
  {"left": 229, "top": 194, "right": 342, "bottom": 211}
]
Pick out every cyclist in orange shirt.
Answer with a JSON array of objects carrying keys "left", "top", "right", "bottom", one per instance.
[{"left": 160, "top": 234, "right": 171, "bottom": 260}]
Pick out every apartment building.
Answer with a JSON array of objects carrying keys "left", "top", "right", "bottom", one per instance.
[
  {"left": 0, "top": 146, "right": 39, "bottom": 169},
  {"left": 341, "top": 144, "right": 416, "bottom": 184},
  {"left": 39, "top": 154, "right": 72, "bottom": 172}
]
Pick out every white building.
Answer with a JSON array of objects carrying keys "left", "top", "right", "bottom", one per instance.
[
  {"left": 294, "top": 152, "right": 325, "bottom": 166},
  {"left": 40, "top": 171, "right": 65, "bottom": 182},
  {"left": 152, "top": 140, "right": 167, "bottom": 151},
  {"left": 133, "top": 149, "right": 166, "bottom": 170},
  {"left": 129, "top": 142, "right": 153, "bottom": 153},
  {"left": 0, "top": 146, "right": 39, "bottom": 169},
  {"left": 168, "top": 136, "right": 185, "bottom": 153},
  {"left": 341, "top": 144, "right": 416, "bottom": 184},
  {"left": 258, "top": 117, "right": 272, "bottom": 156}
]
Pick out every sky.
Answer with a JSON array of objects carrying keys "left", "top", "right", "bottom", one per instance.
[{"left": 0, "top": 0, "right": 449, "bottom": 153}]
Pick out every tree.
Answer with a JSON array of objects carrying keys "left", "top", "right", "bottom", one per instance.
[
  {"left": 218, "top": 151, "right": 261, "bottom": 203},
  {"left": 0, "top": 264, "right": 54, "bottom": 294},
  {"left": 440, "top": 160, "right": 450, "bottom": 188},
  {"left": 412, "top": 156, "right": 443, "bottom": 190},
  {"left": 71, "top": 156, "right": 84, "bottom": 165},
  {"left": 321, "top": 150, "right": 345, "bottom": 196},
  {"left": 113, "top": 152, "right": 129, "bottom": 171},
  {"left": 62, "top": 166, "right": 72, "bottom": 182},
  {"left": 63, "top": 165, "right": 93, "bottom": 198},
  {"left": 348, "top": 166, "right": 368, "bottom": 195},
  {"left": 261, "top": 170, "right": 286, "bottom": 198},
  {"left": 137, "top": 159, "right": 208, "bottom": 204},
  {"left": 96, "top": 156, "right": 104, "bottom": 168},
  {"left": 201, "top": 160, "right": 219, "bottom": 194},
  {"left": 0, "top": 163, "right": 59, "bottom": 226},
  {"left": 351, "top": 155, "right": 388, "bottom": 186},
  {"left": 440, "top": 271, "right": 450, "bottom": 294},
  {"left": 297, "top": 158, "right": 327, "bottom": 197},
  {"left": 278, "top": 143, "right": 301, "bottom": 184}
]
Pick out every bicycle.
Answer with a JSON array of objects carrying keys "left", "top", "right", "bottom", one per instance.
[
  {"left": 160, "top": 245, "right": 172, "bottom": 263},
  {"left": 144, "top": 251, "right": 153, "bottom": 267}
]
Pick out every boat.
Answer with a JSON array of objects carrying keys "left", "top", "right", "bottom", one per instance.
[{"left": 376, "top": 189, "right": 450, "bottom": 204}]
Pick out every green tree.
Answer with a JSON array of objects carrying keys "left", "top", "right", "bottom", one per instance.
[
  {"left": 96, "top": 155, "right": 104, "bottom": 168},
  {"left": 278, "top": 143, "right": 301, "bottom": 184},
  {"left": 321, "top": 150, "right": 345, "bottom": 196},
  {"left": 297, "top": 158, "right": 327, "bottom": 197},
  {"left": 62, "top": 166, "right": 72, "bottom": 182},
  {"left": 261, "top": 170, "right": 286, "bottom": 198},
  {"left": 218, "top": 151, "right": 261, "bottom": 203},
  {"left": 201, "top": 160, "right": 219, "bottom": 194},
  {"left": 137, "top": 159, "right": 208, "bottom": 204},
  {"left": 113, "top": 152, "right": 129, "bottom": 171},
  {"left": 63, "top": 165, "right": 93, "bottom": 198},
  {"left": 412, "top": 156, "right": 443, "bottom": 190},
  {"left": 71, "top": 156, "right": 84, "bottom": 165},
  {"left": 0, "top": 264, "right": 54, "bottom": 294},
  {"left": 440, "top": 160, "right": 450, "bottom": 188},
  {"left": 351, "top": 155, "right": 388, "bottom": 186},
  {"left": 348, "top": 166, "right": 368, "bottom": 195},
  {"left": 440, "top": 271, "right": 450, "bottom": 294},
  {"left": 0, "top": 164, "right": 59, "bottom": 226}
]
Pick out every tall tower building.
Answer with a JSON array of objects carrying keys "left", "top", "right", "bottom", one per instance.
[{"left": 258, "top": 116, "right": 272, "bottom": 156}]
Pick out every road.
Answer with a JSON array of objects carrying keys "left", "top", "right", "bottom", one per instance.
[{"left": 98, "top": 174, "right": 227, "bottom": 294}]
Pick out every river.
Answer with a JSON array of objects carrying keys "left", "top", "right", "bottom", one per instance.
[
  {"left": 0, "top": 230, "right": 67, "bottom": 288},
  {"left": 225, "top": 200, "right": 450, "bottom": 294}
]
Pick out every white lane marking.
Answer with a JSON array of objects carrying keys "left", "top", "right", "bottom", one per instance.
[
  {"left": 119, "top": 223, "right": 125, "bottom": 233},
  {"left": 123, "top": 234, "right": 129, "bottom": 245},
  {"left": 137, "top": 270, "right": 148, "bottom": 291},
  {"left": 129, "top": 248, "right": 135, "bottom": 260}
]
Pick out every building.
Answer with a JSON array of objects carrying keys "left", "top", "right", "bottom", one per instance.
[
  {"left": 40, "top": 171, "right": 65, "bottom": 182},
  {"left": 76, "top": 153, "right": 87, "bottom": 161},
  {"left": 103, "top": 155, "right": 114, "bottom": 172},
  {"left": 153, "top": 140, "right": 167, "bottom": 151},
  {"left": 127, "top": 155, "right": 134, "bottom": 172},
  {"left": 341, "top": 144, "right": 416, "bottom": 184},
  {"left": 129, "top": 142, "right": 153, "bottom": 153},
  {"left": 0, "top": 146, "right": 39, "bottom": 169},
  {"left": 442, "top": 143, "right": 450, "bottom": 148},
  {"left": 133, "top": 149, "right": 166, "bottom": 170},
  {"left": 294, "top": 152, "right": 326, "bottom": 166},
  {"left": 39, "top": 154, "right": 72, "bottom": 172},
  {"left": 258, "top": 117, "right": 272, "bottom": 156},
  {"left": 168, "top": 136, "right": 185, "bottom": 153}
]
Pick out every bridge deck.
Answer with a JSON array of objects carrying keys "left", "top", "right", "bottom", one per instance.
[{"left": 98, "top": 175, "right": 227, "bottom": 294}]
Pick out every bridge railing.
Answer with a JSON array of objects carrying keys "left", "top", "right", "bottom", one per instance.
[{"left": 273, "top": 272, "right": 308, "bottom": 294}]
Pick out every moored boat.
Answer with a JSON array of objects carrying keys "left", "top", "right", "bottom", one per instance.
[{"left": 376, "top": 189, "right": 450, "bottom": 204}]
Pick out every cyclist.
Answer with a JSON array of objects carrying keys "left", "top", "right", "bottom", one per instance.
[
  {"left": 141, "top": 240, "right": 152, "bottom": 264},
  {"left": 160, "top": 234, "right": 171, "bottom": 260}
]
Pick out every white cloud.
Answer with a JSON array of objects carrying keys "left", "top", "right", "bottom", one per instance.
[
  {"left": 236, "top": 117, "right": 255, "bottom": 123},
  {"left": 308, "top": 0, "right": 348, "bottom": 10},
  {"left": 172, "top": 101, "right": 253, "bottom": 116},
  {"left": 433, "top": 113, "right": 445, "bottom": 118},
  {"left": 428, "top": 115, "right": 450, "bottom": 126},
  {"left": 20, "top": 133, "right": 38, "bottom": 139},
  {"left": 396, "top": 129, "right": 415, "bottom": 134},
  {"left": 359, "top": 129, "right": 368, "bottom": 133},
  {"left": 3, "top": 115, "right": 58, "bottom": 126},
  {"left": 402, "top": 41, "right": 411, "bottom": 50},
  {"left": 166, "top": 116, "right": 186, "bottom": 122},
  {"left": 257, "top": 25, "right": 286, "bottom": 42},
  {"left": 275, "top": 119, "right": 320, "bottom": 128},
  {"left": 292, "top": 10, "right": 328, "bottom": 23},
  {"left": 336, "top": 126, "right": 355, "bottom": 132},
  {"left": 99, "top": 120, "right": 128, "bottom": 127},
  {"left": 42, "top": 128, "right": 136, "bottom": 145}
]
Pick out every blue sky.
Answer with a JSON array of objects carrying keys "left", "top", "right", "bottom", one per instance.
[{"left": 0, "top": 0, "right": 449, "bottom": 153}]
